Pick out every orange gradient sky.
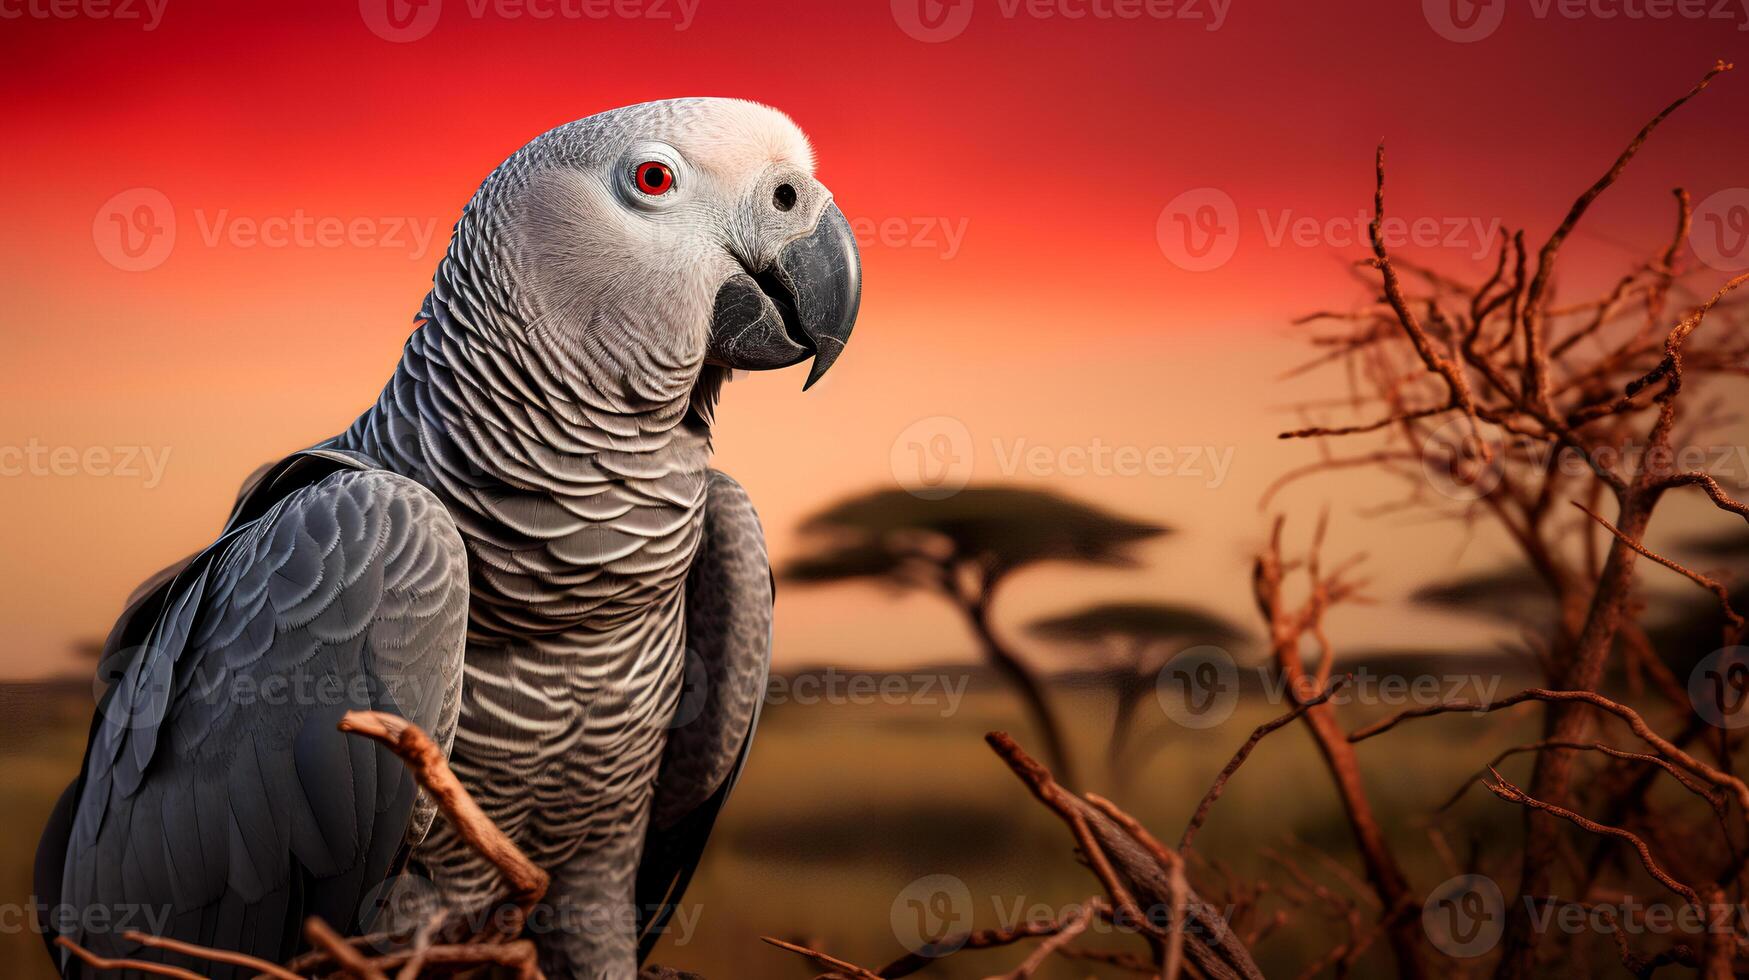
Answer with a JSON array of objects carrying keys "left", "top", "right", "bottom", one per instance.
[{"left": 2, "top": 0, "right": 1746, "bottom": 678}]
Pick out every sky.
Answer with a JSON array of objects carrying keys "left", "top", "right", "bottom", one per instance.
[{"left": 1, "top": 0, "right": 1746, "bottom": 678}]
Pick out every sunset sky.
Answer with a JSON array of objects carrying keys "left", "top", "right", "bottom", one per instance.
[{"left": 2, "top": 0, "right": 1745, "bottom": 678}]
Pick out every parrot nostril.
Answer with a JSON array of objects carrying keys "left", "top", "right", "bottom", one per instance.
[{"left": 773, "top": 183, "right": 797, "bottom": 212}]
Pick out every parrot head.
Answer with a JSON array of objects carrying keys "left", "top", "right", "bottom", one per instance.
[{"left": 455, "top": 97, "right": 860, "bottom": 394}]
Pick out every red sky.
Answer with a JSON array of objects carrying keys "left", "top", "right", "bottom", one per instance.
[{"left": 2, "top": 0, "right": 1745, "bottom": 677}]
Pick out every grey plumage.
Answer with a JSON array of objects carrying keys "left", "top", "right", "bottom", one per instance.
[
  {"left": 41, "top": 98, "right": 859, "bottom": 980},
  {"left": 46, "top": 458, "right": 469, "bottom": 977},
  {"left": 636, "top": 470, "right": 773, "bottom": 960}
]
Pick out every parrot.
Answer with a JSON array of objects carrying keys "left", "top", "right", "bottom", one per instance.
[{"left": 35, "top": 97, "right": 861, "bottom": 979}]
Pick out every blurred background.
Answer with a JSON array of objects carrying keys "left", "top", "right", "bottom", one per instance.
[{"left": 3, "top": 1, "right": 1747, "bottom": 976}]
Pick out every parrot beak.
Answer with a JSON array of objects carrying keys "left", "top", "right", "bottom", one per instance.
[{"left": 706, "top": 201, "right": 861, "bottom": 389}]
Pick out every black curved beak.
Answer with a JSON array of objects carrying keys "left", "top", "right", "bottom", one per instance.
[{"left": 706, "top": 202, "right": 861, "bottom": 389}]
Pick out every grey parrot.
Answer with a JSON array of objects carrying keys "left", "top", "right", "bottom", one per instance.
[{"left": 36, "top": 98, "right": 860, "bottom": 979}]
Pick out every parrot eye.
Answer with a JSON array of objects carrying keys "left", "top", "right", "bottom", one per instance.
[{"left": 633, "top": 161, "right": 674, "bottom": 196}]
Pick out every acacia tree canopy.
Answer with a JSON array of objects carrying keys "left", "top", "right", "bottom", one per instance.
[
  {"left": 783, "top": 486, "right": 1170, "bottom": 587},
  {"left": 1028, "top": 601, "right": 1246, "bottom": 648}
]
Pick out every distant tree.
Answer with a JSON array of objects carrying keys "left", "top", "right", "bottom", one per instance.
[
  {"left": 1681, "top": 525, "right": 1749, "bottom": 561},
  {"left": 1027, "top": 601, "right": 1245, "bottom": 772},
  {"left": 1411, "top": 566, "right": 1554, "bottom": 626},
  {"left": 783, "top": 486, "right": 1168, "bottom": 787}
]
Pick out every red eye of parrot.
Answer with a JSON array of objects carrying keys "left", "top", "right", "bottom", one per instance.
[{"left": 634, "top": 161, "right": 674, "bottom": 195}]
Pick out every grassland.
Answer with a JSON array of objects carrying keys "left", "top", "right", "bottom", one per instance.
[{"left": 3, "top": 673, "right": 1569, "bottom": 978}]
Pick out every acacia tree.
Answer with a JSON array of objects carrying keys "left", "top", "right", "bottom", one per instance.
[
  {"left": 783, "top": 486, "right": 1167, "bottom": 788},
  {"left": 1027, "top": 601, "right": 1246, "bottom": 771}
]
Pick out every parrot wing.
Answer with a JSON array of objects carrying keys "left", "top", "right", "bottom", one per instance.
[
  {"left": 635, "top": 469, "right": 772, "bottom": 962},
  {"left": 40, "top": 458, "right": 470, "bottom": 978}
]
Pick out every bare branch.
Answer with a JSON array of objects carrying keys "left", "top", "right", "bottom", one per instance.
[
  {"left": 1483, "top": 767, "right": 1700, "bottom": 909},
  {"left": 1179, "top": 677, "right": 1351, "bottom": 853}
]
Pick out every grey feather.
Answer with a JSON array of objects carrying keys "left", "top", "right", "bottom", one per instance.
[
  {"left": 45, "top": 98, "right": 849, "bottom": 980},
  {"left": 43, "top": 460, "right": 469, "bottom": 978},
  {"left": 635, "top": 471, "right": 772, "bottom": 961}
]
